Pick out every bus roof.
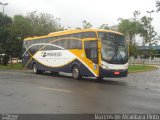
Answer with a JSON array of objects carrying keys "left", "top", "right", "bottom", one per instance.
[{"left": 24, "top": 29, "right": 123, "bottom": 41}]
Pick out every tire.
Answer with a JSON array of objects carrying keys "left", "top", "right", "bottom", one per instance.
[
  {"left": 51, "top": 71, "right": 59, "bottom": 75},
  {"left": 72, "top": 66, "right": 81, "bottom": 80},
  {"left": 32, "top": 63, "right": 39, "bottom": 74}
]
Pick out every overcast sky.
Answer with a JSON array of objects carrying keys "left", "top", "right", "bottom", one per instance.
[{"left": 1, "top": 0, "right": 160, "bottom": 34}]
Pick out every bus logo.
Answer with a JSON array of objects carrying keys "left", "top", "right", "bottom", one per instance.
[
  {"left": 41, "top": 51, "right": 47, "bottom": 57},
  {"left": 41, "top": 51, "right": 62, "bottom": 57}
]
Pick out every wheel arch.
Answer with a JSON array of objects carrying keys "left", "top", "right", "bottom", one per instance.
[{"left": 71, "top": 62, "right": 80, "bottom": 72}]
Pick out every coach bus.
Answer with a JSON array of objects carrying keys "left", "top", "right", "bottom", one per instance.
[{"left": 22, "top": 29, "right": 128, "bottom": 80}]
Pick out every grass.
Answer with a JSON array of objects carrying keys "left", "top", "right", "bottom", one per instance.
[
  {"left": 0, "top": 63, "right": 157, "bottom": 73},
  {"left": 128, "top": 65, "right": 156, "bottom": 73},
  {"left": 0, "top": 63, "right": 24, "bottom": 70}
]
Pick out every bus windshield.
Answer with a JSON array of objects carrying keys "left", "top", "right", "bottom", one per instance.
[{"left": 98, "top": 32, "right": 128, "bottom": 64}]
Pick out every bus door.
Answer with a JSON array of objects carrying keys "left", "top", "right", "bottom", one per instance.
[{"left": 84, "top": 40, "right": 99, "bottom": 76}]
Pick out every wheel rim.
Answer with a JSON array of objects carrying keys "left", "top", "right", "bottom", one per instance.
[
  {"left": 33, "top": 65, "right": 37, "bottom": 73},
  {"left": 73, "top": 68, "right": 79, "bottom": 78}
]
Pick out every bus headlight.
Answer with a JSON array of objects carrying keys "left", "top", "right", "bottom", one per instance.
[
  {"left": 124, "top": 65, "right": 128, "bottom": 70},
  {"left": 102, "top": 65, "right": 109, "bottom": 70},
  {"left": 124, "top": 63, "right": 128, "bottom": 70}
]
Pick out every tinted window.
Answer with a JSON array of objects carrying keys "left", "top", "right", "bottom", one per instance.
[
  {"left": 72, "top": 33, "right": 81, "bottom": 38},
  {"left": 61, "top": 32, "right": 96, "bottom": 39},
  {"left": 27, "top": 41, "right": 30, "bottom": 47},
  {"left": 84, "top": 41, "right": 98, "bottom": 63},
  {"left": 69, "top": 40, "right": 82, "bottom": 49},
  {"left": 67, "top": 34, "right": 72, "bottom": 37},
  {"left": 25, "top": 41, "right": 30, "bottom": 48},
  {"left": 98, "top": 32, "right": 128, "bottom": 64},
  {"left": 42, "top": 44, "right": 61, "bottom": 50},
  {"left": 81, "top": 32, "right": 96, "bottom": 38},
  {"left": 49, "top": 37, "right": 55, "bottom": 42},
  {"left": 84, "top": 40, "right": 97, "bottom": 48},
  {"left": 29, "top": 41, "right": 38, "bottom": 52},
  {"left": 55, "top": 36, "right": 60, "bottom": 40},
  {"left": 54, "top": 39, "right": 69, "bottom": 49}
]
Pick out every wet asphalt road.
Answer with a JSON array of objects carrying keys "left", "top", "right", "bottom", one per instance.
[{"left": 0, "top": 69, "right": 160, "bottom": 113}]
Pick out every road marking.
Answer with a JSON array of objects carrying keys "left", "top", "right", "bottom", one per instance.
[{"left": 40, "top": 87, "right": 73, "bottom": 93}]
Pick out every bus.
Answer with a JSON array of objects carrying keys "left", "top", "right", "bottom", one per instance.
[{"left": 22, "top": 29, "right": 128, "bottom": 80}]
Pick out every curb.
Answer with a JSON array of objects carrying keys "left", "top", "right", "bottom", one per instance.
[
  {"left": 0, "top": 68, "right": 27, "bottom": 71},
  {"left": 1, "top": 65, "right": 159, "bottom": 74},
  {"left": 128, "top": 66, "right": 158, "bottom": 74}
]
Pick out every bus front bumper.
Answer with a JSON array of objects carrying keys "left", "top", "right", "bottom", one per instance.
[{"left": 99, "top": 67, "right": 128, "bottom": 78}]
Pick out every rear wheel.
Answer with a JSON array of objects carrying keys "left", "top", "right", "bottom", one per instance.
[
  {"left": 32, "top": 63, "right": 39, "bottom": 74},
  {"left": 32, "top": 63, "right": 44, "bottom": 74},
  {"left": 72, "top": 66, "right": 81, "bottom": 80}
]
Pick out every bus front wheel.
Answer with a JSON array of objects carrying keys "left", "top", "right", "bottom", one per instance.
[{"left": 72, "top": 66, "right": 81, "bottom": 80}]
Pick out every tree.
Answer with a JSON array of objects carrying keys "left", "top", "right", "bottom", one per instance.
[
  {"left": 156, "top": 0, "right": 160, "bottom": 12},
  {"left": 110, "top": 25, "right": 118, "bottom": 31},
  {"left": 0, "top": 11, "right": 64, "bottom": 65},
  {"left": 12, "top": 15, "right": 32, "bottom": 38},
  {"left": 82, "top": 20, "right": 92, "bottom": 29},
  {"left": 118, "top": 13, "right": 145, "bottom": 57},
  {"left": 118, "top": 19, "right": 139, "bottom": 46},
  {"left": 0, "top": 12, "right": 13, "bottom": 65},
  {"left": 26, "top": 11, "right": 63, "bottom": 36},
  {"left": 99, "top": 24, "right": 110, "bottom": 30},
  {"left": 133, "top": 10, "right": 141, "bottom": 20},
  {"left": 140, "top": 16, "right": 158, "bottom": 57}
]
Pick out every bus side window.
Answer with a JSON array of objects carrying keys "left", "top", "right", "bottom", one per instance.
[
  {"left": 36, "top": 39, "right": 41, "bottom": 50},
  {"left": 82, "top": 32, "right": 96, "bottom": 38},
  {"left": 84, "top": 41, "right": 98, "bottom": 64},
  {"left": 50, "top": 37, "right": 54, "bottom": 42},
  {"left": 73, "top": 33, "right": 81, "bottom": 38},
  {"left": 53, "top": 39, "right": 69, "bottom": 49},
  {"left": 27, "top": 41, "right": 31, "bottom": 48},
  {"left": 54, "top": 40, "right": 61, "bottom": 47},
  {"left": 42, "top": 38, "right": 50, "bottom": 50},
  {"left": 69, "top": 34, "right": 74, "bottom": 38},
  {"left": 24, "top": 41, "right": 28, "bottom": 48},
  {"left": 28, "top": 41, "right": 32, "bottom": 52},
  {"left": 68, "top": 40, "right": 82, "bottom": 49},
  {"left": 63, "top": 40, "right": 69, "bottom": 49},
  {"left": 55, "top": 36, "right": 59, "bottom": 40},
  {"left": 31, "top": 41, "right": 35, "bottom": 51},
  {"left": 68, "top": 34, "right": 72, "bottom": 38}
]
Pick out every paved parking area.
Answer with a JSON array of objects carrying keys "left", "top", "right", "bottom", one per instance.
[
  {"left": 0, "top": 68, "right": 160, "bottom": 113},
  {"left": 113, "top": 67, "right": 160, "bottom": 91}
]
